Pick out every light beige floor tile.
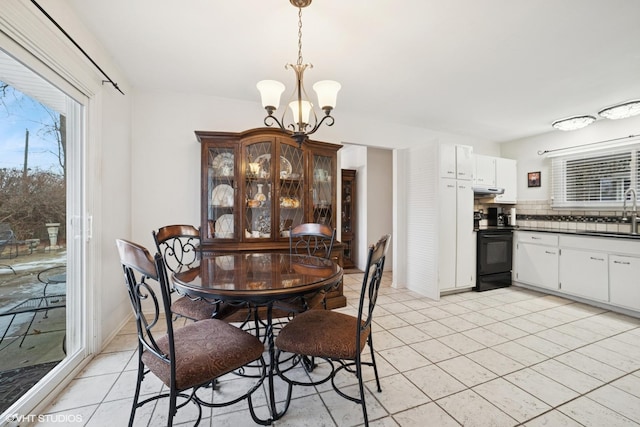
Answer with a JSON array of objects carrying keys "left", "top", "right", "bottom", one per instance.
[
  {"left": 587, "top": 385, "right": 640, "bottom": 423},
  {"left": 389, "top": 325, "right": 432, "bottom": 344},
  {"left": 321, "top": 382, "right": 388, "bottom": 426},
  {"left": 473, "top": 377, "right": 550, "bottom": 422},
  {"left": 515, "top": 335, "right": 570, "bottom": 358},
  {"left": 370, "top": 329, "right": 406, "bottom": 351},
  {"left": 378, "top": 345, "right": 430, "bottom": 372},
  {"left": 368, "top": 373, "right": 430, "bottom": 414},
  {"left": 463, "top": 327, "right": 510, "bottom": 347},
  {"left": 392, "top": 402, "right": 459, "bottom": 427},
  {"left": 554, "top": 351, "right": 626, "bottom": 383},
  {"left": 414, "top": 320, "right": 456, "bottom": 338},
  {"left": 466, "top": 348, "right": 525, "bottom": 376},
  {"left": 505, "top": 368, "right": 578, "bottom": 406},
  {"left": 436, "top": 315, "right": 478, "bottom": 332},
  {"left": 477, "top": 307, "right": 514, "bottom": 321},
  {"left": 77, "top": 350, "right": 135, "bottom": 378},
  {"left": 395, "top": 310, "right": 431, "bottom": 325},
  {"left": 43, "top": 373, "right": 120, "bottom": 413},
  {"left": 611, "top": 374, "right": 640, "bottom": 398},
  {"left": 492, "top": 341, "right": 548, "bottom": 366},
  {"left": 530, "top": 359, "right": 603, "bottom": 394},
  {"left": 438, "top": 303, "right": 473, "bottom": 316},
  {"left": 272, "top": 393, "right": 334, "bottom": 427},
  {"left": 487, "top": 321, "right": 529, "bottom": 340},
  {"left": 436, "top": 389, "right": 517, "bottom": 427},
  {"left": 375, "top": 314, "right": 410, "bottom": 330},
  {"left": 437, "top": 356, "right": 497, "bottom": 387},
  {"left": 576, "top": 342, "right": 640, "bottom": 372},
  {"left": 84, "top": 398, "right": 153, "bottom": 427},
  {"left": 502, "top": 316, "right": 547, "bottom": 333},
  {"left": 419, "top": 306, "right": 453, "bottom": 320},
  {"left": 438, "top": 332, "right": 485, "bottom": 354},
  {"left": 534, "top": 328, "right": 589, "bottom": 349},
  {"left": 404, "top": 364, "right": 466, "bottom": 400},
  {"left": 379, "top": 302, "right": 414, "bottom": 314},
  {"left": 523, "top": 409, "right": 584, "bottom": 427},
  {"left": 33, "top": 405, "right": 99, "bottom": 427},
  {"left": 558, "top": 396, "right": 638, "bottom": 427},
  {"left": 410, "top": 339, "right": 459, "bottom": 363},
  {"left": 457, "top": 311, "right": 496, "bottom": 326}
]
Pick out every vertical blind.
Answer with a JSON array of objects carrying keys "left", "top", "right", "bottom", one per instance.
[{"left": 551, "top": 140, "right": 640, "bottom": 208}]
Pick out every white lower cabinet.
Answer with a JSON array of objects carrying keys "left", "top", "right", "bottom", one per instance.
[
  {"left": 515, "top": 242, "right": 559, "bottom": 289},
  {"left": 559, "top": 248, "right": 608, "bottom": 302},
  {"left": 609, "top": 255, "right": 640, "bottom": 311}
]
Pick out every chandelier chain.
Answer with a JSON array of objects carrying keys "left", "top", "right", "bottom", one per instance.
[{"left": 297, "top": 7, "right": 303, "bottom": 66}]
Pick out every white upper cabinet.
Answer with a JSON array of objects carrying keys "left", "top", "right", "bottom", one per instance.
[
  {"left": 474, "top": 155, "right": 496, "bottom": 186},
  {"left": 440, "top": 144, "right": 473, "bottom": 180},
  {"left": 495, "top": 157, "right": 517, "bottom": 204}
]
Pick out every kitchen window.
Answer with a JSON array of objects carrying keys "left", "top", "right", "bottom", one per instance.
[{"left": 551, "top": 139, "right": 640, "bottom": 208}]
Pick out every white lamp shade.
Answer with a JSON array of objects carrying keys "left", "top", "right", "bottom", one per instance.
[
  {"left": 288, "top": 100, "right": 313, "bottom": 124},
  {"left": 313, "top": 80, "right": 341, "bottom": 109},
  {"left": 257, "top": 80, "right": 285, "bottom": 109}
]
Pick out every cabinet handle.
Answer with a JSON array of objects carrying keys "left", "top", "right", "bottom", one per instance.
[
  {"left": 613, "top": 260, "right": 631, "bottom": 265},
  {"left": 590, "top": 257, "right": 605, "bottom": 262},
  {"left": 447, "top": 184, "right": 455, "bottom": 188},
  {"left": 545, "top": 250, "right": 556, "bottom": 255},
  {"left": 531, "top": 236, "right": 542, "bottom": 240}
]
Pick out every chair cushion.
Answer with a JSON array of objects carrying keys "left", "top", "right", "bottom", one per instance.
[
  {"left": 142, "top": 319, "right": 264, "bottom": 390},
  {"left": 171, "top": 297, "right": 240, "bottom": 321},
  {"left": 275, "top": 310, "right": 369, "bottom": 360}
]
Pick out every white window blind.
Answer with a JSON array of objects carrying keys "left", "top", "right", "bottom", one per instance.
[{"left": 551, "top": 141, "right": 640, "bottom": 209}]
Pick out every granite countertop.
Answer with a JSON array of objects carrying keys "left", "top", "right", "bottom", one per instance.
[{"left": 474, "top": 225, "right": 640, "bottom": 240}]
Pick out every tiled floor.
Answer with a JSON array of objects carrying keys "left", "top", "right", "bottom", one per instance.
[{"left": 37, "top": 273, "right": 640, "bottom": 426}]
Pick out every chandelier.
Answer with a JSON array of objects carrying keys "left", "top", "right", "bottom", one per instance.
[{"left": 257, "top": 0, "right": 341, "bottom": 147}]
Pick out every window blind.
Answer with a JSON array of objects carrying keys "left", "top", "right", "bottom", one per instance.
[{"left": 551, "top": 141, "right": 640, "bottom": 209}]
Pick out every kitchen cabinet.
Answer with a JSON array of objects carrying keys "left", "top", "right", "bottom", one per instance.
[
  {"left": 196, "top": 128, "right": 345, "bottom": 309},
  {"left": 514, "top": 231, "right": 640, "bottom": 315},
  {"left": 514, "top": 232, "right": 559, "bottom": 290},
  {"left": 474, "top": 155, "right": 496, "bottom": 187},
  {"left": 494, "top": 158, "right": 517, "bottom": 204},
  {"left": 609, "top": 255, "right": 640, "bottom": 311},
  {"left": 440, "top": 144, "right": 473, "bottom": 180},
  {"left": 559, "top": 248, "right": 608, "bottom": 302},
  {"left": 439, "top": 144, "right": 475, "bottom": 292}
]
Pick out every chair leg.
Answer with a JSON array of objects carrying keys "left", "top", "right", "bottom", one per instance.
[
  {"left": 355, "top": 352, "right": 369, "bottom": 426},
  {"left": 129, "top": 359, "right": 145, "bottom": 427},
  {"left": 367, "top": 334, "right": 381, "bottom": 392}
]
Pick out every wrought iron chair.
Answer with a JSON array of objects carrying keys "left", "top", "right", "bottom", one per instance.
[
  {"left": 115, "top": 239, "right": 266, "bottom": 427},
  {"left": 285, "top": 223, "right": 337, "bottom": 312},
  {"left": 0, "top": 227, "right": 17, "bottom": 274},
  {"left": 289, "top": 222, "right": 336, "bottom": 259},
  {"left": 275, "top": 234, "right": 390, "bottom": 426},
  {"left": 153, "top": 224, "right": 240, "bottom": 321}
]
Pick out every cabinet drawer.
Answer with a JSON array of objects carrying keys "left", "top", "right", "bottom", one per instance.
[{"left": 516, "top": 231, "right": 558, "bottom": 246}]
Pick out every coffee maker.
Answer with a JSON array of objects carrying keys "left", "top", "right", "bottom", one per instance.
[{"left": 487, "top": 207, "right": 508, "bottom": 226}]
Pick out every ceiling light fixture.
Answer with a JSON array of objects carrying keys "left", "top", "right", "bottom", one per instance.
[
  {"left": 257, "top": 0, "right": 340, "bottom": 147},
  {"left": 598, "top": 99, "right": 640, "bottom": 120},
  {"left": 551, "top": 115, "right": 596, "bottom": 131}
]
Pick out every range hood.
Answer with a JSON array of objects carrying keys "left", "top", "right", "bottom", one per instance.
[{"left": 472, "top": 186, "right": 505, "bottom": 195}]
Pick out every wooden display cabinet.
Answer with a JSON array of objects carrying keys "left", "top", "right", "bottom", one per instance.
[
  {"left": 341, "top": 169, "right": 357, "bottom": 269},
  {"left": 196, "top": 128, "right": 346, "bottom": 309}
]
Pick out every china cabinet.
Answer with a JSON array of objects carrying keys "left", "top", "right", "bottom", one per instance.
[
  {"left": 340, "top": 169, "right": 356, "bottom": 269},
  {"left": 196, "top": 128, "right": 345, "bottom": 308}
]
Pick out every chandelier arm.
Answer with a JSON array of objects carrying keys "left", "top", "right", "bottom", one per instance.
[
  {"left": 303, "top": 114, "right": 335, "bottom": 137},
  {"left": 263, "top": 114, "right": 286, "bottom": 131}
]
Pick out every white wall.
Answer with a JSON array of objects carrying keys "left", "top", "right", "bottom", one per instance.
[
  {"left": 501, "top": 114, "right": 640, "bottom": 202},
  {"left": 367, "top": 148, "right": 393, "bottom": 270},
  {"left": 131, "top": 89, "right": 498, "bottom": 293}
]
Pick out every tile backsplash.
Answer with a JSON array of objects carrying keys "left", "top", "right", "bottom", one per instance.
[{"left": 474, "top": 199, "right": 634, "bottom": 233}]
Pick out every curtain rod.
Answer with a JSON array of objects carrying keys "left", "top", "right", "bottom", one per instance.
[
  {"left": 537, "top": 134, "right": 639, "bottom": 156},
  {"left": 30, "top": 0, "right": 125, "bottom": 95}
]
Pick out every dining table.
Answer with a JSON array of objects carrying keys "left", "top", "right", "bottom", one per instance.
[{"left": 172, "top": 251, "right": 343, "bottom": 425}]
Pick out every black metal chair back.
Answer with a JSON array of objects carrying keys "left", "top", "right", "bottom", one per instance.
[
  {"left": 115, "top": 238, "right": 266, "bottom": 426},
  {"left": 289, "top": 223, "right": 335, "bottom": 259},
  {"left": 152, "top": 224, "right": 200, "bottom": 273}
]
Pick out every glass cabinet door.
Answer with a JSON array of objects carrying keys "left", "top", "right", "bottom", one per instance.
[
  {"left": 312, "top": 153, "right": 334, "bottom": 226},
  {"left": 207, "top": 146, "right": 237, "bottom": 240},
  {"left": 244, "top": 139, "right": 273, "bottom": 239},
  {"left": 278, "top": 142, "right": 305, "bottom": 238}
]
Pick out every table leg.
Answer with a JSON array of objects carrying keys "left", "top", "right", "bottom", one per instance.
[{"left": 265, "top": 303, "right": 292, "bottom": 423}]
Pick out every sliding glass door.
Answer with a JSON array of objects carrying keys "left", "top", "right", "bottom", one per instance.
[{"left": 0, "top": 47, "right": 86, "bottom": 417}]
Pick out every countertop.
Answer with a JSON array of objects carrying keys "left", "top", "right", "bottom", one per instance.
[{"left": 474, "top": 225, "right": 640, "bottom": 240}]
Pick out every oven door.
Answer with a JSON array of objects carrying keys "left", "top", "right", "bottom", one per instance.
[{"left": 477, "top": 231, "right": 513, "bottom": 276}]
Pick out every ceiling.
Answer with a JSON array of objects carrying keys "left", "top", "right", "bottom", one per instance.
[{"left": 64, "top": 0, "right": 640, "bottom": 143}]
